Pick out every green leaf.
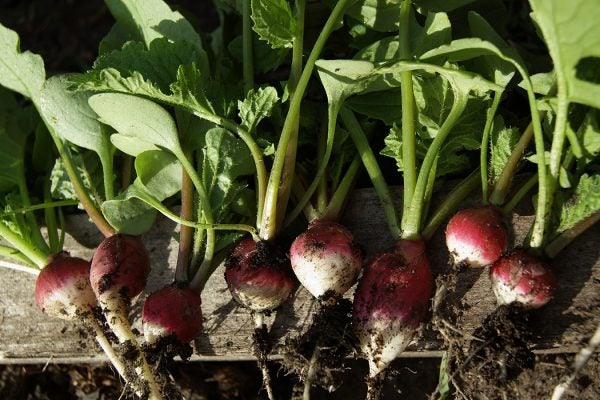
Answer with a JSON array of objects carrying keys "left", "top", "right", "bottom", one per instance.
[
  {"left": 238, "top": 86, "right": 279, "bottom": 133},
  {"left": 355, "top": 11, "right": 451, "bottom": 61},
  {"left": 251, "top": 0, "right": 296, "bottom": 49},
  {"left": 530, "top": 0, "right": 600, "bottom": 109},
  {"left": 0, "top": 89, "right": 27, "bottom": 193},
  {"left": 105, "top": 0, "right": 209, "bottom": 75},
  {"left": 489, "top": 116, "right": 520, "bottom": 186},
  {"left": 228, "top": 34, "right": 289, "bottom": 74},
  {"left": 50, "top": 154, "right": 104, "bottom": 204},
  {"left": 200, "top": 127, "right": 255, "bottom": 219},
  {"left": 0, "top": 23, "right": 45, "bottom": 101},
  {"left": 345, "top": 89, "right": 402, "bottom": 124},
  {"left": 135, "top": 150, "right": 182, "bottom": 199},
  {"left": 579, "top": 110, "right": 600, "bottom": 166},
  {"left": 416, "top": 0, "right": 478, "bottom": 12},
  {"left": 88, "top": 93, "right": 183, "bottom": 157},
  {"left": 101, "top": 182, "right": 157, "bottom": 235},
  {"left": 420, "top": 37, "right": 518, "bottom": 88},
  {"left": 39, "top": 75, "right": 113, "bottom": 161},
  {"left": 552, "top": 174, "right": 600, "bottom": 236},
  {"left": 347, "top": 0, "right": 401, "bottom": 32}
]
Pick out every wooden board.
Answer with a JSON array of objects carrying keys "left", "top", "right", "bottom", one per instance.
[{"left": 1, "top": 188, "right": 599, "bottom": 364}]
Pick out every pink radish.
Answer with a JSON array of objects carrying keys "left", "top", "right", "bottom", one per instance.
[
  {"left": 142, "top": 285, "right": 202, "bottom": 345},
  {"left": 90, "top": 234, "right": 162, "bottom": 399},
  {"left": 225, "top": 237, "right": 297, "bottom": 312},
  {"left": 35, "top": 252, "right": 146, "bottom": 396},
  {"left": 353, "top": 239, "right": 433, "bottom": 396},
  {"left": 490, "top": 249, "right": 555, "bottom": 309},
  {"left": 35, "top": 252, "right": 97, "bottom": 320},
  {"left": 445, "top": 205, "right": 508, "bottom": 268},
  {"left": 290, "top": 220, "right": 362, "bottom": 302}
]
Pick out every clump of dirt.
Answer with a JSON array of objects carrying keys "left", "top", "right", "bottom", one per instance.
[{"left": 282, "top": 299, "right": 356, "bottom": 395}]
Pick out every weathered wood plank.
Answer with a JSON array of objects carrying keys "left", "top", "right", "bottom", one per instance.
[{"left": 1, "top": 188, "right": 599, "bottom": 363}]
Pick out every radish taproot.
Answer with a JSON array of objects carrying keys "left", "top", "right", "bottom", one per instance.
[
  {"left": 90, "top": 234, "right": 163, "bottom": 399},
  {"left": 353, "top": 239, "right": 433, "bottom": 383}
]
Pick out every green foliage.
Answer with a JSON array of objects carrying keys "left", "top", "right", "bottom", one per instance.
[{"left": 251, "top": 0, "right": 296, "bottom": 49}]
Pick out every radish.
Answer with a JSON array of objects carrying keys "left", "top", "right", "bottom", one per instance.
[
  {"left": 142, "top": 285, "right": 202, "bottom": 345},
  {"left": 445, "top": 205, "right": 508, "bottom": 268},
  {"left": 225, "top": 237, "right": 297, "bottom": 313},
  {"left": 90, "top": 234, "right": 163, "bottom": 400},
  {"left": 290, "top": 220, "right": 362, "bottom": 303},
  {"left": 490, "top": 249, "right": 555, "bottom": 309},
  {"left": 353, "top": 239, "right": 432, "bottom": 384},
  {"left": 35, "top": 252, "right": 97, "bottom": 320}
]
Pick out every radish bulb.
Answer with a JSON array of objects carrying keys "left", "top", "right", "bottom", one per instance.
[
  {"left": 90, "top": 234, "right": 162, "bottom": 400},
  {"left": 290, "top": 220, "right": 362, "bottom": 302},
  {"left": 490, "top": 249, "right": 556, "bottom": 309},
  {"left": 225, "top": 237, "right": 297, "bottom": 400},
  {"left": 35, "top": 252, "right": 144, "bottom": 396},
  {"left": 35, "top": 252, "right": 96, "bottom": 320},
  {"left": 225, "top": 237, "right": 297, "bottom": 312},
  {"left": 353, "top": 239, "right": 432, "bottom": 398},
  {"left": 142, "top": 285, "right": 202, "bottom": 345},
  {"left": 445, "top": 205, "right": 508, "bottom": 268}
]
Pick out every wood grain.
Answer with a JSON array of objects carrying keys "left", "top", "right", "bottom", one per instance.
[{"left": 1, "top": 188, "right": 598, "bottom": 363}]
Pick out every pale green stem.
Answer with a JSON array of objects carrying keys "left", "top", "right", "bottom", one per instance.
[
  {"left": 402, "top": 91, "right": 468, "bottom": 239},
  {"left": 260, "top": 0, "right": 354, "bottom": 240},
  {"left": 0, "top": 200, "right": 79, "bottom": 217},
  {"left": 481, "top": 93, "right": 503, "bottom": 203},
  {"left": 322, "top": 154, "right": 362, "bottom": 221},
  {"left": 242, "top": 0, "right": 254, "bottom": 94},
  {"left": 502, "top": 174, "right": 537, "bottom": 216},
  {"left": 422, "top": 168, "right": 480, "bottom": 241},
  {"left": 17, "top": 165, "right": 49, "bottom": 254},
  {"left": 545, "top": 211, "right": 600, "bottom": 259},
  {"left": 196, "top": 112, "right": 267, "bottom": 227},
  {"left": 340, "top": 107, "right": 402, "bottom": 239},
  {"left": 399, "top": 0, "right": 417, "bottom": 227},
  {"left": 0, "top": 222, "right": 48, "bottom": 267}
]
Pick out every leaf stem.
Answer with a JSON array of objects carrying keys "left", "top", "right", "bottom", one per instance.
[
  {"left": 422, "top": 167, "right": 480, "bottom": 241},
  {"left": 545, "top": 210, "right": 600, "bottom": 259},
  {"left": 403, "top": 89, "right": 468, "bottom": 239},
  {"left": 39, "top": 110, "right": 115, "bottom": 237},
  {"left": 260, "top": 0, "right": 354, "bottom": 240},
  {"left": 242, "top": 0, "right": 254, "bottom": 94},
  {"left": 340, "top": 107, "right": 402, "bottom": 239},
  {"left": 0, "top": 221, "right": 48, "bottom": 268},
  {"left": 175, "top": 151, "right": 194, "bottom": 283},
  {"left": 501, "top": 173, "right": 537, "bottom": 216},
  {"left": 481, "top": 92, "right": 502, "bottom": 203},
  {"left": 321, "top": 153, "right": 362, "bottom": 221},
  {"left": 399, "top": 0, "right": 417, "bottom": 227},
  {"left": 43, "top": 178, "right": 60, "bottom": 254},
  {"left": 17, "top": 161, "right": 49, "bottom": 254},
  {"left": 197, "top": 113, "right": 267, "bottom": 227}
]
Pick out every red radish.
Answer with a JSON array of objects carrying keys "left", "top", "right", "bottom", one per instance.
[
  {"left": 90, "top": 234, "right": 162, "bottom": 399},
  {"left": 34, "top": 252, "right": 148, "bottom": 396},
  {"left": 490, "top": 249, "right": 556, "bottom": 309},
  {"left": 35, "top": 252, "right": 96, "bottom": 320},
  {"left": 445, "top": 205, "right": 508, "bottom": 268},
  {"left": 142, "top": 285, "right": 202, "bottom": 344},
  {"left": 290, "top": 220, "right": 362, "bottom": 301},
  {"left": 353, "top": 239, "right": 433, "bottom": 381},
  {"left": 90, "top": 234, "right": 150, "bottom": 302},
  {"left": 225, "top": 237, "right": 297, "bottom": 312}
]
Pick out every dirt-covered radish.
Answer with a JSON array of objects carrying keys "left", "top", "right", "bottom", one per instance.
[
  {"left": 353, "top": 239, "right": 432, "bottom": 398},
  {"left": 90, "top": 234, "right": 162, "bottom": 399},
  {"left": 490, "top": 249, "right": 555, "bottom": 309},
  {"left": 35, "top": 252, "right": 97, "bottom": 320},
  {"left": 225, "top": 237, "right": 297, "bottom": 313},
  {"left": 290, "top": 220, "right": 362, "bottom": 302},
  {"left": 142, "top": 285, "right": 202, "bottom": 345},
  {"left": 34, "top": 252, "right": 146, "bottom": 396},
  {"left": 445, "top": 205, "right": 508, "bottom": 268}
]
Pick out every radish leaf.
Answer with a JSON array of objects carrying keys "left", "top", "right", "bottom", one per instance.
[{"left": 251, "top": 0, "right": 296, "bottom": 49}]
